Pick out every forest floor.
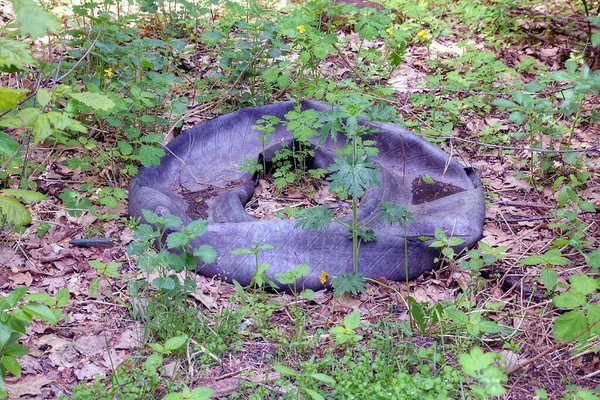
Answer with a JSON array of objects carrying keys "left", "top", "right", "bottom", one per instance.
[{"left": 1, "top": 0, "right": 600, "bottom": 399}]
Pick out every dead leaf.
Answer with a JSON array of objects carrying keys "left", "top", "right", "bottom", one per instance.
[
  {"left": 9, "top": 272, "right": 33, "bottom": 286},
  {"left": 332, "top": 293, "right": 361, "bottom": 311},
  {"left": 74, "top": 363, "right": 107, "bottom": 380},
  {"left": 5, "top": 374, "right": 53, "bottom": 397}
]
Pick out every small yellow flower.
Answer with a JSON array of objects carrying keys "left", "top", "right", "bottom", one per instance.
[
  {"left": 296, "top": 24, "right": 306, "bottom": 34},
  {"left": 386, "top": 27, "right": 393, "bottom": 35},
  {"left": 417, "top": 29, "right": 429, "bottom": 40},
  {"left": 419, "top": 0, "right": 429, "bottom": 7},
  {"left": 104, "top": 68, "right": 113, "bottom": 78},
  {"left": 319, "top": 270, "right": 327, "bottom": 284}
]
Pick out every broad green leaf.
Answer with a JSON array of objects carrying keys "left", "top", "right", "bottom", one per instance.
[
  {"left": 1, "top": 189, "right": 46, "bottom": 204},
  {"left": 164, "top": 334, "right": 188, "bottom": 351},
  {"left": 445, "top": 307, "right": 469, "bottom": 325},
  {"left": 0, "top": 195, "right": 31, "bottom": 226},
  {"left": 0, "top": 132, "right": 19, "bottom": 157},
  {"left": 46, "top": 112, "right": 87, "bottom": 133},
  {"left": 310, "top": 372, "right": 336, "bottom": 385},
  {"left": 10, "top": 0, "right": 60, "bottom": 38},
  {"left": 586, "top": 248, "right": 600, "bottom": 269},
  {"left": 138, "top": 144, "right": 165, "bottom": 167},
  {"left": 0, "top": 323, "right": 11, "bottom": 348},
  {"left": 0, "top": 88, "right": 28, "bottom": 112},
  {"left": 32, "top": 113, "right": 52, "bottom": 143},
  {"left": 569, "top": 274, "right": 599, "bottom": 295},
  {"left": 189, "top": 386, "right": 214, "bottom": 400},
  {"left": 523, "top": 79, "right": 545, "bottom": 93},
  {"left": 0, "top": 38, "right": 36, "bottom": 71},
  {"left": 166, "top": 232, "right": 188, "bottom": 249},
  {"left": 152, "top": 276, "right": 176, "bottom": 290},
  {"left": 186, "top": 219, "right": 208, "bottom": 237},
  {"left": 458, "top": 347, "right": 497, "bottom": 376},
  {"left": 21, "top": 303, "right": 59, "bottom": 324},
  {"left": 592, "top": 31, "right": 600, "bottom": 47},
  {"left": 0, "top": 287, "right": 28, "bottom": 310},
  {"left": 147, "top": 343, "right": 164, "bottom": 353},
  {"left": 24, "top": 292, "right": 54, "bottom": 305},
  {"left": 408, "top": 296, "right": 426, "bottom": 333},
  {"left": 3, "top": 343, "right": 29, "bottom": 357},
  {"left": 587, "top": 303, "right": 600, "bottom": 336},
  {"left": 36, "top": 88, "right": 51, "bottom": 107},
  {"left": 544, "top": 249, "right": 571, "bottom": 266},
  {"left": 343, "top": 309, "right": 361, "bottom": 331},
  {"left": 553, "top": 309, "right": 587, "bottom": 343},
  {"left": 1, "top": 355, "right": 21, "bottom": 377},
  {"left": 273, "top": 364, "right": 297, "bottom": 376},
  {"left": 553, "top": 290, "right": 587, "bottom": 308},
  {"left": 69, "top": 92, "right": 115, "bottom": 111},
  {"left": 302, "top": 388, "right": 325, "bottom": 400},
  {"left": 491, "top": 98, "right": 518, "bottom": 109},
  {"left": 540, "top": 267, "right": 557, "bottom": 291},
  {"left": 194, "top": 245, "right": 217, "bottom": 264}
]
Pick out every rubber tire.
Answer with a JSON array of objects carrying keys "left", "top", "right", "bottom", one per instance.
[{"left": 129, "top": 100, "right": 485, "bottom": 290}]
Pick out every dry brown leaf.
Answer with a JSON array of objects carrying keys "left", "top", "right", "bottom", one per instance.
[{"left": 5, "top": 375, "right": 53, "bottom": 397}]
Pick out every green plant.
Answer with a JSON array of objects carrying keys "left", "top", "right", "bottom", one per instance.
[
  {"left": 0, "top": 189, "right": 46, "bottom": 229},
  {"left": 275, "top": 263, "right": 315, "bottom": 300},
  {"left": 0, "top": 287, "right": 68, "bottom": 398},
  {"left": 459, "top": 347, "right": 507, "bottom": 398},
  {"left": 88, "top": 260, "right": 121, "bottom": 296},
  {"left": 231, "top": 243, "right": 278, "bottom": 289},
  {"left": 70, "top": 335, "right": 193, "bottom": 400},
  {"left": 126, "top": 210, "right": 217, "bottom": 341},
  {"left": 429, "top": 227, "right": 465, "bottom": 266},
  {"left": 329, "top": 309, "right": 363, "bottom": 345},
  {"left": 459, "top": 241, "right": 507, "bottom": 273},
  {"left": 274, "top": 360, "right": 336, "bottom": 400},
  {"left": 551, "top": 274, "right": 600, "bottom": 345}
]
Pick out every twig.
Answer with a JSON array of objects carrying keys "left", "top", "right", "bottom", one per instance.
[{"left": 53, "top": 32, "right": 100, "bottom": 84}]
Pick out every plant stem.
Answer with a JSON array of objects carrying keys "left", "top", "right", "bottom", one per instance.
[{"left": 352, "top": 198, "right": 358, "bottom": 273}]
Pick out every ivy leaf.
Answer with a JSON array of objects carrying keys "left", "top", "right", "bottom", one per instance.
[
  {"left": 10, "top": 0, "right": 60, "bottom": 38},
  {"left": 295, "top": 206, "right": 335, "bottom": 230},
  {"left": 327, "top": 155, "right": 379, "bottom": 199},
  {"left": 331, "top": 272, "right": 366, "bottom": 295},
  {"left": 69, "top": 92, "right": 115, "bottom": 111}
]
